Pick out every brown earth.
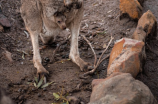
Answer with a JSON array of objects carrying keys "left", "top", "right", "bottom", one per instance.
[{"left": 0, "top": 0, "right": 158, "bottom": 104}]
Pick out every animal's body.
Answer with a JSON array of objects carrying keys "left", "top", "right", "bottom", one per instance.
[{"left": 20, "top": 0, "right": 90, "bottom": 77}]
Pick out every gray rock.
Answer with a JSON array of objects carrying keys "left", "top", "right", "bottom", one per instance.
[{"left": 89, "top": 73, "right": 157, "bottom": 104}]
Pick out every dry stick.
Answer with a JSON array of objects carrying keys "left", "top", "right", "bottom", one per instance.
[
  {"left": 96, "top": 35, "right": 114, "bottom": 66},
  {"left": 83, "top": 35, "right": 114, "bottom": 76},
  {"left": 81, "top": 35, "right": 97, "bottom": 67}
]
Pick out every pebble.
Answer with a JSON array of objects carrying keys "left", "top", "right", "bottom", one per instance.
[
  {"left": 18, "top": 95, "right": 24, "bottom": 100},
  {"left": 43, "top": 88, "right": 47, "bottom": 91},
  {"left": 38, "top": 93, "right": 41, "bottom": 97},
  {"left": 44, "top": 57, "right": 50, "bottom": 63},
  {"left": 107, "top": 15, "right": 113, "bottom": 19},
  {"left": 127, "top": 29, "right": 130, "bottom": 31},
  {"left": 27, "top": 79, "right": 32, "bottom": 82},
  {"left": 18, "top": 88, "right": 22, "bottom": 93},
  {"left": 62, "top": 54, "right": 69, "bottom": 59},
  {"left": 94, "top": 46, "right": 102, "bottom": 50},
  {"left": 98, "top": 52, "right": 102, "bottom": 55}
]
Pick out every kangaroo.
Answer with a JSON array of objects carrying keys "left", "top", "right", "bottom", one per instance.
[{"left": 20, "top": 0, "right": 91, "bottom": 79}]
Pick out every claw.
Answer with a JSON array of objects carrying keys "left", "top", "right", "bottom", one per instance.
[
  {"left": 44, "top": 76, "right": 47, "bottom": 84},
  {"left": 37, "top": 72, "right": 49, "bottom": 84}
]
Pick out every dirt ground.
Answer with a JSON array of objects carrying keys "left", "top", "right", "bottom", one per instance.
[{"left": 0, "top": 0, "right": 158, "bottom": 104}]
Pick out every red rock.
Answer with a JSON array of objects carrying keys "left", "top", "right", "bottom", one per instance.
[
  {"left": 107, "top": 38, "right": 144, "bottom": 78},
  {"left": 133, "top": 10, "right": 157, "bottom": 40},
  {"left": 120, "top": 0, "right": 143, "bottom": 20},
  {"left": 89, "top": 73, "right": 157, "bottom": 104},
  {"left": 132, "top": 26, "right": 146, "bottom": 42}
]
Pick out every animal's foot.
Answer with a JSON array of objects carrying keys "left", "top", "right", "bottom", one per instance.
[
  {"left": 70, "top": 55, "right": 93, "bottom": 72},
  {"left": 37, "top": 67, "right": 49, "bottom": 83},
  {"left": 80, "top": 61, "right": 93, "bottom": 72},
  {"left": 34, "top": 62, "right": 49, "bottom": 83},
  {"left": 64, "top": 0, "right": 83, "bottom": 9}
]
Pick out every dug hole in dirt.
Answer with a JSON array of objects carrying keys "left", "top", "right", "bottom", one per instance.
[{"left": 0, "top": 0, "right": 158, "bottom": 104}]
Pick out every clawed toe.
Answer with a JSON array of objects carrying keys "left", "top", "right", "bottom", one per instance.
[{"left": 37, "top": 71, "right": 49, "bottom": 84}]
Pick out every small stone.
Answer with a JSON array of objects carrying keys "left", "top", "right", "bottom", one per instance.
[
  {"left": 43, "top": 88, "right": 47, "bottom": 91},
  {"left": 44, "top": 57, "right": 50, "bottom": 63},
  {"left": 94, "top": 46, "right": 102, "bottom": 50},
  {"left": 38, "top": 93, "right": 41, "bottom": 97},
  {"left": 18, "top": 95, "right": 24, "bottom": 100},
  {"left": 127, "top": 29, "right": 130, "bottom": 31},
  {"left": 98, "top": 52, "right": 102, "bottom": 55},
  {"left": 62, "top": 55, "right": 66, "bottom": 59},
  {"left": 18, "top": 88, "right": 22, "bottom": 93},
  {"left": 27, "top": 79, "right": 32, "bottom": 82},
  {"left": 107, "top": 15, "right": 113, "bottom": 19}
]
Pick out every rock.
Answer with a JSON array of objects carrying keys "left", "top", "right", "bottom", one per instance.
[
  {"left": 3, "top": 50, "right": 13, "bottom": 63},
  {"left": 132, "top": 27, "right": 146, "bottom": 60},
  {"left": 107, "top": 38, "right": 144, "bottom": 78},
  {"left": 132, "top": 10, "right": 157, "bottom": 40},
  {"left": 132, "top": 10, "right": 157, "bottom": 61},
  {"left": 120, "top": 0, "right": 143, "bottom": 20},
  {"left": 107, "top": 15, "right": 113, "bottom": 19},
  {"left": 0, "top": 13, "right": 11, "bottom": 27},
  {"left": 132, "top": 26, "right": 146, "bottom": 42},
  {"left": 89, "top": 73, "right": 157, "bottom": 104}
]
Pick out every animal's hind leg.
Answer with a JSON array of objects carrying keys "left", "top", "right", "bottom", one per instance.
[
  {"left": 68, "top": 7, "right": 92, "bottom": 71},
  {"left": 20, "top": 0, "right": 49, "bottom": 78},
  {"left": 29, "top": 30, "right": 49, "bottom": 76}
]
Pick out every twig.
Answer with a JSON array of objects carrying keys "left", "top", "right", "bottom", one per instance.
[
  {"left": 81, "top": 35, "right": 97, "bottom": 67},
  {"left": 82, "top": 34, "right": 114, "bottom": 77},
  {"left": 96, "top": 35, "right": 113, "bottom": 66},
  {"left": 82, "top": 54, "right": 110, "bottom": 77}
]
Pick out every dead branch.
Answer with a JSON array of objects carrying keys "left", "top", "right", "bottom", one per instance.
[
  {"left": 82, "top": 35, "right": 114, "bottom": 77},
  {"left": 96, "top": 35, "right": 114, "bottom": 66},
  {"left": 81, "top": 35, "right": 97, "bottom": 67}
]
